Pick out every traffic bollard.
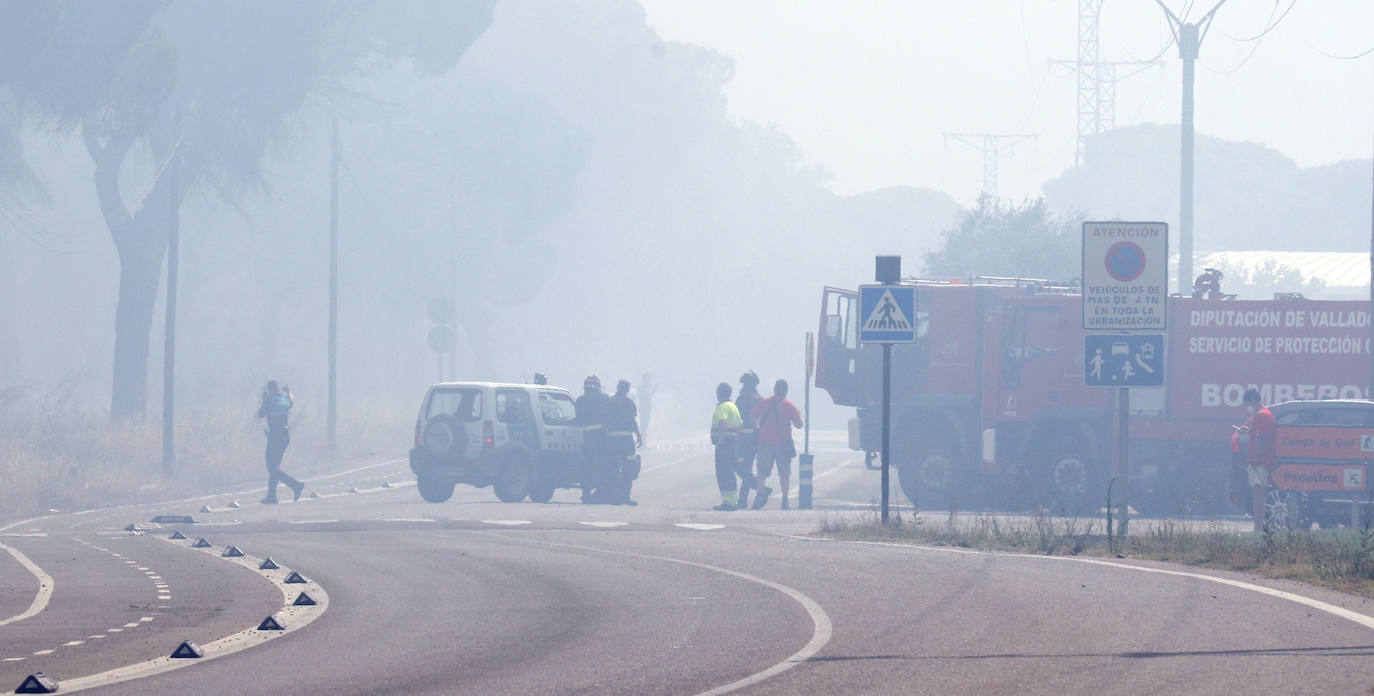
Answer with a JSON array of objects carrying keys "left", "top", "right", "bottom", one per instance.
[{"left": 799, "top": 453, "right": 814, "bottom": 509}]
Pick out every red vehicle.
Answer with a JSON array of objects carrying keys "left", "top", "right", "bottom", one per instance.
[{"left": 817, "top": 280, "right": 1371, "bottom": 514}]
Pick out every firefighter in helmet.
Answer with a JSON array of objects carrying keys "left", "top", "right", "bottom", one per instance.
[
  {"left": 604, "top": 379, "right": 642, "bottom": 505},
  {"left": 575, "top": 375, "right": 612, "bottom": 503},
  {"left": 734, "top": 371, "right": 763, "bottom": 509}
]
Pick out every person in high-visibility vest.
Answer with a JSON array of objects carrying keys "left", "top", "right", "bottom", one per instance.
[{"left": 711, "top": 382, "right": 743, "bottom": 511}]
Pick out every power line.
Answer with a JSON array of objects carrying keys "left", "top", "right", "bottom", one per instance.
[
  {"left": 1217, "top": 0, "right": 1297, "bottom": 43},
  {"left": 1211, "top": 0, "right": 1297, "bottom": 75}
]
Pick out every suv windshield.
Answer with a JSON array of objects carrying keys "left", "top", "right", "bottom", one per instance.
[{"left": 427, "top": 388, "right": 483, "bottom": 422}]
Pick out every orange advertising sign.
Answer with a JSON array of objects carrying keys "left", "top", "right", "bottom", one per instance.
[
  {"left": 1272, "top": 463, "right": 1367, "bottom": 491},
  {"left": 1275, "top": 427, "right": 1374, "bottom": 460}
]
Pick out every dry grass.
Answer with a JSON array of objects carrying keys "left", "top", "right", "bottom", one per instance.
[
  {"left": 0, "top": 393, "right": 409, "bottom": 521},
  {"left": 821, "top": 507, "right": 1374, "bottom": 599}
]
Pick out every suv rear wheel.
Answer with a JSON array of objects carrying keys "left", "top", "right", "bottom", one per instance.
[
  {"left": 494, "top": 453, "right": 533, "bottom": 503},
  {"left": 417, "top": 476, "right": 454, "bottom": 503}
]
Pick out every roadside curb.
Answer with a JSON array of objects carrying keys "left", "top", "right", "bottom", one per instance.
[{"left": 27, "top": 530, "right": 329, "bottom": 693}]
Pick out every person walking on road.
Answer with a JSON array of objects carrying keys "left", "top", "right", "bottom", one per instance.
[
  {"left": 576, "top": 375, "right": 612, "bottom": 504},
  {"left": 750, "top": 379, "right": 803, "bottom": 509},
  {"left": 734, "top": 371, "right": 763, "bottom": 510},
  {"left": 257, "top": 380, "right": 304, "bottom": 504},
  {"left": 1241, "top": 388, "right": 1277, "bottom": 532},
  {"left": 605, "top": 379, "right": 642, "bottom": 505},
  {"left": 710, "top": 382, "right": 744, "bottom": 511}
]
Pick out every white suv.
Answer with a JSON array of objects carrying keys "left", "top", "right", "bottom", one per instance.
[{"left": 408, "top": 382, "right": 584, "bottom": 503}]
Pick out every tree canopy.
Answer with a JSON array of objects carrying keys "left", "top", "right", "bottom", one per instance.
[{"left": 923, "top": 196, "right": 1083, "bottom": 283}]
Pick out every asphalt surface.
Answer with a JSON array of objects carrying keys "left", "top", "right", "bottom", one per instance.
[{"left": 3, "top": 437, "right": 1374, "bottom": 694}]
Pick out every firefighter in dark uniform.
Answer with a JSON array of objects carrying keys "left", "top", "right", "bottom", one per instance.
[
  {"left": 605, "top": 379, "right": 642, "bottom": 505},
  {"left": 734, "top": 371, "right": 762, "bottom": 510},
  {"left": 575, "top": 375, "right": 612, "bottom": 503}
]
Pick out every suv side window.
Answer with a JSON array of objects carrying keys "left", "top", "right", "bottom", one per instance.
[
  {"left": 495, "top": 389, "right": 535, "bottom": 424},
  {"left": 539, "top": 391, "right": 577, "bottom": 425},
  {"left": 428, "top": 388, "right": 482, "bottom": 422}
]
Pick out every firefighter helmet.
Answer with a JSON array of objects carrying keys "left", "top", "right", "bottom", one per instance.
[{"left": 739, "top": 370, "right": 759, "bottom": 386}]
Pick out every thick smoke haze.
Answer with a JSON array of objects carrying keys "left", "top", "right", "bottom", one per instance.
[{"left": 1, "top": 0, "right": 1369, "bottom": 445}]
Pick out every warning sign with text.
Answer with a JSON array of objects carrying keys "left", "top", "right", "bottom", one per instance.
[
  {"left": 1082, "top": 221, "right": 1168, "bottom": 330},
  {"left": 1167, "top": 301, "right": 1372, "bottom": 420}
]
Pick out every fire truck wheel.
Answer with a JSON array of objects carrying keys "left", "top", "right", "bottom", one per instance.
[
  {"left": 1045, "top": 451, "right": 1097, "bottom": 514},
  {"left": 897, "top": 445, "right": 956, "bottom": 508}
]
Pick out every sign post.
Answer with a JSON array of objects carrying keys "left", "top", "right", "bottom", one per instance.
[
  {"left": 799, "top": 332, "right": 815, "bottom": 510},
  {"left": 860, "top": 256, "right": 917, "bottom": 523},
  {"left": 1082, "top": 221, "right": 1169, "bottom": 539}
]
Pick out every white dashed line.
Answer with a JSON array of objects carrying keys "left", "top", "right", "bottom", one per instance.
[
  {"left": 579, "top": 521, "right": 629, "bottom": 528},
  {"left": 33, "top": 649, "right": 54, "bottom": 656},
  {"left": 107, "top": 628, "right": 123, "bottom": 633},
  {"left": 482, "top": 520, "right": 533, "bottom": 526},
  {"left": 63, "top": 641, "right": 84, "bottom": 646},
  {"left": 3, "top": 657, "right": 25, "bottom": 662},
  {"left": 675, "top": 523, "right": 726, "bottom": 531},
  {"left": 384, "top": 518, "right": 435, "bottom": 523}
]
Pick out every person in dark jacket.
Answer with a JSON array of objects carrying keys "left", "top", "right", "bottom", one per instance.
[
  {"left": 604, "top": 379, "right": 642, "bottom": 505},
  {"left": 257, "top": 380, "right": 305, "bottom": 504},
  {"left": 734, "top": 371, "right": 763, "bottom": 510},
  {"left": 575, "top": 375, "right": 612, "bottom": 503}
]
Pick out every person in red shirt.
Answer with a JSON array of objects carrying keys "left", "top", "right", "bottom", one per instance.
[
  {"left": 749, "top": 379, "right": 804, "bottom": 509},
  {"left": 1242, "top": 388, "right": 1277, "bottom": 532}
]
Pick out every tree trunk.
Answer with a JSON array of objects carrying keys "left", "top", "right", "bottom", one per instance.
[
  {"left": 88, "top": 130, "right": 177, "bottom": 421},
  {"left": 110, "top": 220, "right": 167, "bottom": 419}
]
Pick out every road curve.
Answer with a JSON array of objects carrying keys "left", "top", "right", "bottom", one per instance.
[{"left": 3, "top": 444, "right": 1373, "bottom": 694}]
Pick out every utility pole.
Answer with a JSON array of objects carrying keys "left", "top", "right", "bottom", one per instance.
[
  {"left": 943, "top": 132, "right": 1036, "bottom": 200},
  {"left": 1050, "top": 0, "right": 1162, "bottom": 168},
  {"left": 162, "top": 153, "right": 179, "bottom": 478},
  {"left": 1154, "top": 0, "right": 1228, "bottom": 294},
  {"left": 327, "top": 118, "right": 339, "bottom": 450}
]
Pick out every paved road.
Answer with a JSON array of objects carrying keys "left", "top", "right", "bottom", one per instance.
[{"left": 3, "top": 441, "right": 1373, "bottom": 694}]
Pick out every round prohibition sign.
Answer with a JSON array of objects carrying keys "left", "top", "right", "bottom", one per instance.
[{"left": 1105, "top": 241, "right": 1146, "bottom": 282}]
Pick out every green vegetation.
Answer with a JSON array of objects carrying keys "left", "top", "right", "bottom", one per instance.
[{"left": 820, "top": 508, "right": 1374, "bottom": 599}]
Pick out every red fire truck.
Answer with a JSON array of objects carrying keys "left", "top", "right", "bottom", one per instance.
[{"left": 816, "top": 280, "right": 1371, "bottom": 515}]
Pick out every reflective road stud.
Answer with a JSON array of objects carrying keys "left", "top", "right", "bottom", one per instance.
[
  {"left": 284, "top": 571, "right": 307, "bottom": 584},
  {"left": 257, "top": 616, "right": 285, "bottom": 631},
  {"left": 170, "top": 641, "right": 205, "bottom": 658},
  {"left": 292, "top": 592, "right": 317, "bottom": 606},
  {"left": 16, "top": 673, "right": 59, "bottom": 694}
]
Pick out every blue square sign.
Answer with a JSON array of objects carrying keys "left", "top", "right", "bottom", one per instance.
[
  {"left": 859, "top": 284, "right": 916, "bottom": 343},
  {"left": 1085, "top": 334, "right": 1164, "bottom": 388}
]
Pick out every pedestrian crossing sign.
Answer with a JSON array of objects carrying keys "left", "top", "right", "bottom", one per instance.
[{"left": 859, "top": 284, "right": 917, "bottom": 343}]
